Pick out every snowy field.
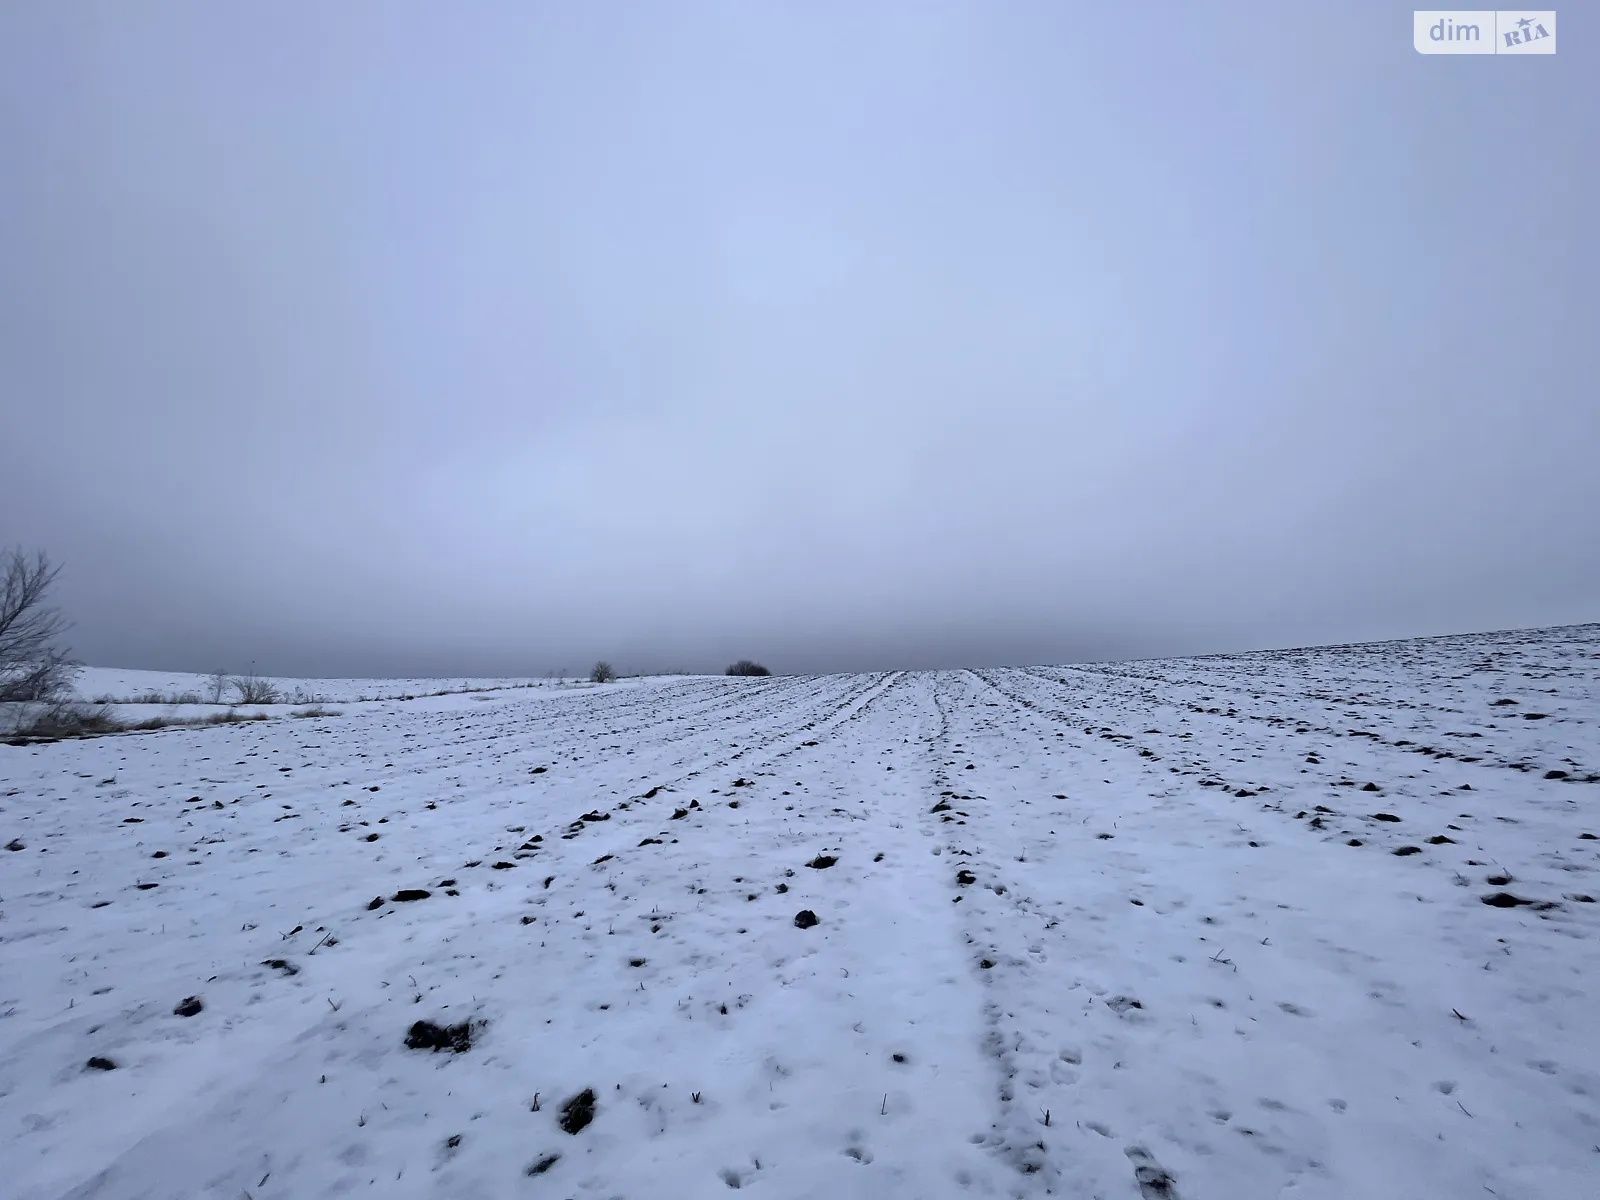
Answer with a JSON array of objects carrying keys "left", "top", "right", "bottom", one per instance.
[
  {"left": 73, "top": 667, "right": 589, "bottom": 708},
  {"left": 2, "top": 625, "right": 1598, "bottom": 1200},
  {"left": 0, "top": 669, "right": 615, "bottom": 740}
]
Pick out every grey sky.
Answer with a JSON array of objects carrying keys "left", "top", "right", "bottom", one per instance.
[{"left": 2, "top": 3, "right": 1595, "bottom": 677}]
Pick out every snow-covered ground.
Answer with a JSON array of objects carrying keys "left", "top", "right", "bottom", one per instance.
[
  {"left": 2, "top": 625, "right": 1598, "bottom": 1199},
  {"left": 73, "top": 667, "right": 587, "bottom": 707},
  {"left": 0, "top": 669, "right": 623, "bottom": 738}
]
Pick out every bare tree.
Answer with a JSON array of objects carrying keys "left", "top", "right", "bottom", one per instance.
[
  {"left": 0, "top": 547, "right": 80, "bottom": 705},
  {"left": 590, "top": 661, "right": 616, "bottom": 683},
  {"left": 207, "top": 669, "right": 232, "bottom": 705}
]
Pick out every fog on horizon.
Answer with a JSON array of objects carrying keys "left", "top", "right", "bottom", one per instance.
[{"left": 2, "top": 3, "right": 1595, "bottom": 680}]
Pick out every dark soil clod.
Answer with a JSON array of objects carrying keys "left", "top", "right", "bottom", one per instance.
[
  {"left": 405, "top": 1019, "right": 476, "bottom": 1052},
  {"left": 1392, "top": 846, "right": 1423, "bottom": 856},
  {"left": 807, "top": 855, "right": 837, "bottom": 869},
  {"left": 261, "top": 959, "right": 300, "bottom": 976},
  {"left": 173, "top": 996, "right": 203, "bottom": 1017},
  {"left": 392, "top": 889, "right": 431, "bottom": 902},
  {"left": 956, "top": 870, "right": 977, "bottom": 886},
  {"left": 1482, "top": 892, "right": 1533, "bottom": 908},
  {"left": 85, "top": 1056, "right": 118, "bottom": 1071},
  {"left": 1371, "top": 813, "right": 1401, "bottom": 822},
  {"left": 794, "top": 909, "right": 819, "bottom": 929},
  {"left": 366, "top": 896, "right": 385, "bottom": 910},
  {"left": 559, "top": 1088, "right": 597, "bottom": 1134},
  {"left": 1426, "top": 835, "right": 1456, "bottom": 844},
  {"left": 527, "top": 1153, "right": 561, "bottom": 1175},
  {"left": 5, "top": 839, "right": 23, "bottom": 851}
]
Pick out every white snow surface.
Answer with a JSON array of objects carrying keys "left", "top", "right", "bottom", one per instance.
[
  {"left": 72, "top": 668, "right": 586, "bottom": 706},
  {"left": 3, "top": 625, "right": 1599, "bottom": 1199}
]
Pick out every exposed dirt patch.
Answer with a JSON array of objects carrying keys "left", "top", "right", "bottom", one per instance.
[
  {"left": 559, "top": 1088, "right": 597, "bottom": 1134},
  {"left": 405, "top": 1019, "right": 477, "bottom": 1052},
  {"left": 526, "top": 1153, "right": 560, "bottom": 1175}
]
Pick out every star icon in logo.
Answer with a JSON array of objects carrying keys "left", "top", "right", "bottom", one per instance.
[{"left": 1517, "top": 16, "right": 1534, "bottom": 29}]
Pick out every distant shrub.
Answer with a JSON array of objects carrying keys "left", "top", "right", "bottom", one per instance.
[
  {"left": 129, "top": 689, "right": 205, "bottom": 705},
  {"left": 15, "top": 702, "right": 118, "bottom": 739},
  {"left": 232, "top": 672, "right": 280, "bottom": 704},
  {"left": 590, "top": 661, "right": 616, "bottom": 683},
  {"left": 725, "top": 660, "right": 771, "bottom": 677},
  {"left": 10, "top": 704, "right": 280, "bottom": 741},
  {"left": 291, "top": 706, "right": 342, "bottom": 719},
  {"left": 128, "top": 709, "right": 270, "bottom": 731}
]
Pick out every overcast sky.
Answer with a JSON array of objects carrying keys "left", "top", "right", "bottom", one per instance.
[{"left": 1, "top": 3, "right": 1595, "bottom": 678}]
